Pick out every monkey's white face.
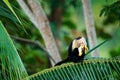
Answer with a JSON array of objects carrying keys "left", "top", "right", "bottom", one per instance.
[{"left": 72, "top": 37, "right": 88, "bottom": 56}]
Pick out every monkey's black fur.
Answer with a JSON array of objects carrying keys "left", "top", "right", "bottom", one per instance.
[{"left": 55, "top": 37, "right": 86, "bottom": 66}]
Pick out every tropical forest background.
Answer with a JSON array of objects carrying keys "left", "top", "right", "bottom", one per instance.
[{"left": 0, "top": 0, "right": 120, "bottom": 75}]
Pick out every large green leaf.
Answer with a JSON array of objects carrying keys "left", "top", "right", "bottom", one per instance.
[
  {"left": 0, "top": 21, "right": 28, "bottom": 80},
  {"left": 25, "top": 57, "right": 120, "bottom": 80}
]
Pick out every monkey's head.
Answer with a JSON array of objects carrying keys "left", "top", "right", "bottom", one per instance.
[{"left": 68, "top": 37, "right": 88, "bottom": 60}]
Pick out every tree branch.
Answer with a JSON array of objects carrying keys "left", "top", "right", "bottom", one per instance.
[
  {"left": 16, "top": 0, "right": 38, "bottom": 27},
  {"left": 17, "top": 0, "right": 62, "bottom": 66},
  {"left": 11, "top": 35, "right": 56, "bottom": 63},
  {"left": 26, "top": 0, "right": 61, "bottom": 66}
]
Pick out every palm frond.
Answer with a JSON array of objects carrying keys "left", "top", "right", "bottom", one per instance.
[
  {"left": 0, "top": 21, "right": 28, "bottom": 80},
  {"left": 3, "top": 0, "right": 21, "bottom": 24},
  {"left": 2, "top": 0, "right": 28, "bottom": 34},
  {"left": 86, "top": 39, "right": 109, "bottom": 55},
  {"left": 25, "top": 57, "right": 120, "bottom": 80}
]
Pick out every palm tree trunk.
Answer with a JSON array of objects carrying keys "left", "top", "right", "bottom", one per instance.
[{"left": 81, "top": 0, "right": 99, "bottom": 57}]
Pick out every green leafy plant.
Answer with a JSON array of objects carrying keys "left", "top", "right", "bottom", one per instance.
[
  {"left": 99, "top": 0, "right": 120, "bottom": 25},
  {"left": 0, "top": 21, "right": 28, "bottom": 80},
  {"left": 24, "top": 57, "right": 120, "bottom": 80}
]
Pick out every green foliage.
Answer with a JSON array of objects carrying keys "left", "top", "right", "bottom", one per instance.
[
  {"left": 0, "top": 0, "right": 119, "bottom": 77},
  {"left": 0, "top": 21, "right": 28, "bottom": 80},
  {"left": 0, "top": 1, "right": 18, "bottom": 25},
  {"left": 63, "top": 20, "right": 77, "bottom": 29},
  {"left": 49, "top": 0, "right": 81, "bottom": 9},
  {"left": 109, "top": 27, "right": 120, "bottom": 57},
  {"left": 0, "top": 0, "right": 30, "bottom": 36},
  {"left": 20, "top": 46, "right": 49, "bottom": 75},
  {"left": 3, "top": 0, "right": 21, "bottom": 24},
  {"left": 25, "top": 57, "right": 120, "bottom": 80},
  {"left": 0, "top": 0, "right": 48, "bottom": 75},
  {"left": 100, "top": 0, "right": 120, "bottom": 25}
]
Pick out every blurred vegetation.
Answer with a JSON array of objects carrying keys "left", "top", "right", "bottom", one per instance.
[{"left": 0, "top": 0, "right": 120, "bottom": 75}]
